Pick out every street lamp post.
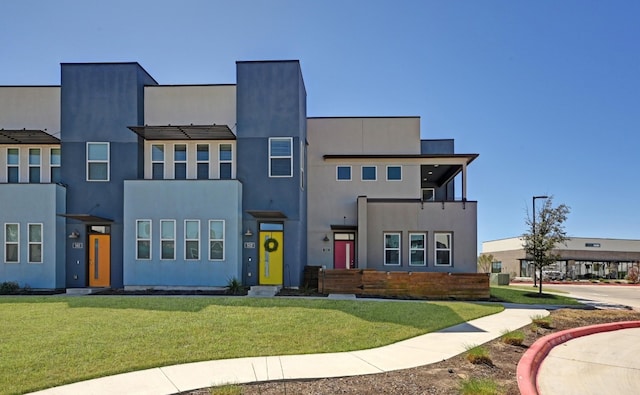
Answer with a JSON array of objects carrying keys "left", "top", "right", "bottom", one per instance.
[{"left": 532, "top": 195, "right": 549, "bottom": 288}]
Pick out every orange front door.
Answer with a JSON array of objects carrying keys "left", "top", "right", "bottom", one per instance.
[{"left": 89, "top": 234, "right": 111, "bottom": 287}]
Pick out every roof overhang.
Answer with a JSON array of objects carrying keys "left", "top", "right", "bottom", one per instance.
[
  {"left": 58, "top": 214, "right": 113, "bottom": 223},
  {"left": 0, "top": 129, "right": 60, "bottom": 144},
  {"left": 128, "top": 125, "right": 236, "bottom": 140},
  {"left": 330, "top": 225, "right": 358, "bottom": 231},
  {"left": 246, "top": 210, "right": 288, "bottom": 219}
]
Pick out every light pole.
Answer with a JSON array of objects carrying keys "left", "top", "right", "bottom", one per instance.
[{"left": 532, "top": 195, "right": 549, "bottom": 287}]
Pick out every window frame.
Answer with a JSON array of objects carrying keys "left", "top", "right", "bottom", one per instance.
[
  {"left": 491, "top": 261, "right": 502, "bottom": 274},
  {"left": 336, "top": 165, "right": 352, "bottom": 181},
  {"left": 409, "top": 232, "right": 427, "bottom": 266},
  {"left": 174, "top": 144, "right": 187, "bottom": 180},
  {"left": 50, "top": 147, "right": 61, "bottom": 183},
  {"left": 422, "top": 188, "right": 435, "bottom": 201},
  {"left": 28, "top": 148, "right": 41, "bottom": 183},
  {"left": 28, "top": 223, "right": 43, "bottom": 264},
  {"left": 383, "top": 232, "right": 401, "bottom": 266},
  {"left": 386, "top": 165, "right": 402, "bottom": 181},
  {"left": 268, "top": 137, "right": 293, "bottom": 178},
  {"left": 136, "top": 219, "right": 152, "bottom": 260},
  {"left": 151, "top": 144, "right": 165, "bottom": 180},
  {"left": 86, "top": 142, "right": 110, "bottom": 182},
  {"left": 196, "top": 144, "right": 210, "bottom": 180},
  {"left": 361, "top": 165, "right": 377, "bottom": 181},
  {"left": 184, "top": 219, "right": 200, "bottom": 260},
  {"left": 219, "top": 143, "right": 233, "bottom": 179},
  {"left": 4, "top": 223, "right": 19, "bottom": 263},
  {"left": 7, "top": 147, "right": 19, "bottom": 183},
  {"left": 208, "top": 220, "right": 225, "bottom": 261},
  {"left": 434, "top": 232, "right": 452, "bottom": 266},
  {"left": 160, "top": 219, "right": 176, "bottom": 260}
]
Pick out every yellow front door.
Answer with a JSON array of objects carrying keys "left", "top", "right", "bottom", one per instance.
[
  {"left": 259, "top": 230, "right": 283, "bottom": 285},
  {"left": 89, "top": 234, "right": 111, "bottom": 287}
]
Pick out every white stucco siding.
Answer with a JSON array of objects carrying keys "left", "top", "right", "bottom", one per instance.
[
  {"left": 483, "top": 237, "right": 640, "bottom": 253},
  {"left": 144, "top": 85, "right": 236, "bottom": 128},
  {"left": 0, "top": 86, "right": 60, "bottom": 134}
]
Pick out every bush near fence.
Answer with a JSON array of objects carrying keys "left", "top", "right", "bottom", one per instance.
[{"left": 314, "top": 268, "right": 490, "bottom": 300}]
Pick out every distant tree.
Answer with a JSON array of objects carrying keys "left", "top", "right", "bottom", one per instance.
[
  {"left": 477, "top": 254, "right": 494, "bottom": 273},
  {"left": 522, "top": 197, "right": 570, "bottom": 294}
]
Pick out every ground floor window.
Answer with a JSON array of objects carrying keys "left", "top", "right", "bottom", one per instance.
[
  {"left": 28, "top": 223, "right": 42, "bottom": 263},
  {"left": 185, "top": 220, "right": 200, "bottom": 260},
  {"left": 409, "top": 232, "right": 426, "bottom": 266},
  {"left": 491, "top": 261, "right": 502, "bottom": 273},
  {"left": 4, "top": 223, "right": 19, "bottom": 263},
  {"left": 435, "top": 232, "right": 452, "bottom": 266},
  {"left": 136, "top": 220, "right": 151, "bottom": 260},
  {"left": 209, "top": 220, "right": 224, "bottom": 260},
  {"left": 160, "top": 220, "right": 175, "bottom": 260},
  {"left": 384, "top": 232, "right": 401, "bottom": 265}
]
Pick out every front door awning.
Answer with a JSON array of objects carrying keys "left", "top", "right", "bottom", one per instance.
[
  {"left": 246, "top": 210, "right": 288, "bottom": 219},
  {"left": 58, "top": 214, "right": 113, "bottom": 223}
]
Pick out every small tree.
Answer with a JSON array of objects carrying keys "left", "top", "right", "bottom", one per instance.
[
  {"left": 477, "top": 254, "right": 494, "bottom": 273},
  {"left": 522, "top": 197, "right": 570, "bottom": 294}
]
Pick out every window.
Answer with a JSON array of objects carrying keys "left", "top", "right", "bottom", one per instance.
[
  {"left": 386, "top": 165, "right": 401, "bottom": 181},
  {"left": 196, "top": 144, "right": 209, "bottom": 179},
  {"left": 4, "top": 223, "right": 19, "bottom": 263},
  {"left": 336, "top": 166, "right": 351, "bottom": 181},
  {"left": 492, "top": 261, "right": 502, "bottom": 273},
  {"left": 362, "top": 166, "right": 376, "bottom": 181},
  {"left": 422, "top": 188, "right": 435, "bottom": 201},
  {"left": 435, "top": 232, "right": 452, "bottom": 266},
  {"left": 160, "top": 220, "right": 175, "bottom": 260},
  {"left": 219, "top": 144, "right": 232, "bottom": 179},
  {"left": 269, "top": 137, "right": 293, "bottom": 177},
  {"left": 50, "top": 148, "right": 61, "bottom": 183},
  {"left": 136, "top": 220, "right": 151, "bottom": 260},
  {"left": 209, "top": 220, "right": 225, "bottom": 260},
  {"left": 87, "top": 142, "right": 109, "bottom": 181},
  {"left": 29, "top": 148, "right": 41, "bottom": 183},
  {"left": 174, "top": 144, "right": 187, "bottom": 179},
  {"left": 151, "top": 144, "right": 164, "bottom": 180},
  {"left": 7, "top": 148, "right": 19, "bottom": 183},
  {"left": 409, "top": 233, "right": 426, "bottom": 266},
  {"left": 300, "top": 140, "right": 305, "bottom": 190},
  {"left": 28, "top": 223, "right": 42, "bottom": 263},
  {"left": 384, "top": 232, "right": 401, "bottom": 266},
  {"left": 185, "top": 220, "right": 200, "bottom": 260}
]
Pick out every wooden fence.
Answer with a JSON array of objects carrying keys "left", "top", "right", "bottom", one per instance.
[{"left": 313, "top": 268, "right": 489, "bottom": 300}]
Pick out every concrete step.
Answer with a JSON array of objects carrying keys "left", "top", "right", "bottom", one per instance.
[
  {"left": 65, "top": 288, "right": 106, "bottom": 295},
  {"left": 247, "top": 285, "right": 281, "bottom": 297}
]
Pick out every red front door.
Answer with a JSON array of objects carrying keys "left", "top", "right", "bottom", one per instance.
[{"left": 334, "top": 240, "right": 355, "bottom": 269}]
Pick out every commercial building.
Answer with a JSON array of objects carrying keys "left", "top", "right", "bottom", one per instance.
[{"left": 1, "top": 61, "right": 478, "bottom": 291}]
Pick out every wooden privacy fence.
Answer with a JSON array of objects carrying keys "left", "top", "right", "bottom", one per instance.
[{"left": 315, "top": 268, "right": 490, "bottom": 300}]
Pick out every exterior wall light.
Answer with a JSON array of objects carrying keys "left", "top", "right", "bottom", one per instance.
[
  {"left": 68, "top": 230, "right": 80, "bottom": 239},
  {"left": 323, "top": 234, "right": 330, "bottom": 242},
  {"left": 244, "top": 229, "right": 253, "bottom": 237}
]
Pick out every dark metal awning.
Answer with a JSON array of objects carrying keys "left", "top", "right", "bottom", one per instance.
[
  {"left": 330, "top": 225, "right": 358, "bottom": 231},
  {"left": 128, "top": 125, "right": 236, "bottom": 140},
  {"left": 246, "top": 210, "right": 288, "bottom": 219},
  {"left": 58, "top": 214, "right": 113, "bottom": 223},
  {"left": 0, "top": 129, "right": 60, "bottom": 144}
]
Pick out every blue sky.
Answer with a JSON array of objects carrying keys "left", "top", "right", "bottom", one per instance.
[{"left": 2, "top": 0, "right": 639, "bottom": 249}]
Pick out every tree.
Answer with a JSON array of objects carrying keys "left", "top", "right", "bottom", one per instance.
[
  {"left": 477, "top": 254, "right": 495, "bottom": 273},
  {"left": 522, "top": 197, "right": 570, "bottom": 295}
]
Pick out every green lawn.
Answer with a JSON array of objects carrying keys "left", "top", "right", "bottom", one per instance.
[
  {"left": 490, "top": 286, "right": 580, "bottom": 305},
  {"left": 0, "top": 296, "right": 502, "bottom": 395}
]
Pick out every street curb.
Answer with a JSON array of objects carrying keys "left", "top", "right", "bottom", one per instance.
[{"left": 516, "top": 320, "right": 640, "bottom": 395}]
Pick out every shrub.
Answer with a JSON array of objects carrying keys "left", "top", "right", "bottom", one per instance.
[
  {"left": 500, "top": 329, "right": 525, "bottom": 346},
  {"left": 464, "top": 344, "right": 493, "bottom": 365},
  {"left": 459, "top": 377, "right": 504, "bottom": 395},
  {"left": 226, "top": 278, "right": 244, "bottom": 295},
  {"left": 0, "top": 281, "right": 20, "bottom": 294},
  {"left": 531, "top": 314, "right": 553, "bottom": 329}
]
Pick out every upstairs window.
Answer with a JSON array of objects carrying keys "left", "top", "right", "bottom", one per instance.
[
  {"left": 29, "top": 149, "right": 41, "bottom": 183},
  {"left": 50, "top": 148, "right": 61, "bottom": 183},
  {"left": 386, "top": 165, "right": 401, "bottom": 181},
  {"left": 174, "top": 144, "right": 187, "bottom": 179},
  {"left": 219, "top": 144, "right": 232, "bottom": 179},
  {"left": 337, "top": 166, "right": 351, "bottom": 181},
  {"left": 151, "top": 144, "right": 164, "bottom": 180},
  {"left": 7, "top": 148, "right": 19, "bottom": 183},
  {"left": 362, "top": 166, "right": 376, "bottom": 181},
  {"left": 269, "top": 137, "right": 293, "bottom": 177},
  {"left": 196, "top": 144, "right": 209, "bottom": 179},
  {"left": 87, "top": 142, "right": 109, "bottom": 181},
  {"left": 422, "top": 188, "right": 435, "bottom": 201}
]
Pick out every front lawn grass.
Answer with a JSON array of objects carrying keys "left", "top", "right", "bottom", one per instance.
[
  {"left": 0, "top": 296, "right": 502, "bottom": 395},
  {"left": 490, "top": 286, "right": 580, "bottom": 305}
]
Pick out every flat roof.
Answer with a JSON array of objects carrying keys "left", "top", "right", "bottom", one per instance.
[
  {"left": 128, "top": 125, "right": 236, "bottom": 140},
  {"left": 0, "top": 129, "right": 60, "bottom": 144}
]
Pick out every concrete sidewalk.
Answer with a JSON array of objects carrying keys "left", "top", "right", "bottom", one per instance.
[
  {"left": 28, "top": 307, "right": 547, "bottom": 395},
  {"left": 537, "top": 327, "right": 640, "bottom": 395}
]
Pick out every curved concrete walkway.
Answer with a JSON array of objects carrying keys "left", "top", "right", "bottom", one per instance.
[
  {"left": 28, "top": 307, "right": 546, "bottom": 395},
  {"left": 537, "top": 326, "right": 640, "bottom": 395}
]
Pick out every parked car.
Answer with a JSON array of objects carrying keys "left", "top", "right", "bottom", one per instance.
[{"left": 535, "top": 270, "right": 565, "bottom": 281}]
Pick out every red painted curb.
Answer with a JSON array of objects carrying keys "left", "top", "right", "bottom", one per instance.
[{"left": 516, "top": 320, "right": 640, "bottom": 395}]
